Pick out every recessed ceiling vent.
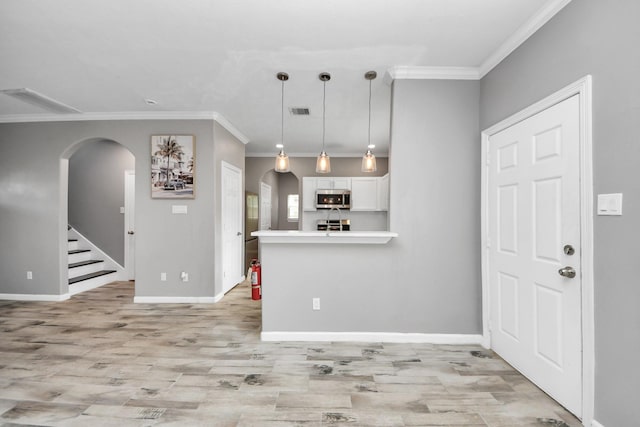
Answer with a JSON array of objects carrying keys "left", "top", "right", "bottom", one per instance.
[
  {"left": 289, "top": 107, "right": 310, "bottom": 116},
  {"left": 0, "top": 88, "right": 81, "bottom": 114}
]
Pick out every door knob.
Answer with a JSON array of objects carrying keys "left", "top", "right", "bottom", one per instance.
[
  {"left": 558, "top": 266, "right": 576, "bottom": 278},
  {"left": 237, "top": 232, "right": 242, "bottom": 236},
  {"left": 128, "top": 231, "right": 135, "bottom": 235}
]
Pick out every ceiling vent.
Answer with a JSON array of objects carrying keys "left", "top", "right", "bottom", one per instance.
[
  {"left": 289, "top": 107, "right": 310, "bottom": 116},
  {"left": 0, "top": 88, "right": 81, "bottom": 114}
]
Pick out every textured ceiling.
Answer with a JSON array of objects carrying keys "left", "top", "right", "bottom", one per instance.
[{"left": 0, "top": 0, "right": 567, "bottom": 155}]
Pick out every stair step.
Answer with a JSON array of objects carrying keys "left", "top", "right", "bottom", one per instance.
[
  {"left": 69, "top": 270, "right": 116, "bottom": 285},
  {"left": 68, "top": 249, "right": 90, "bottom": 255},
  {"left": 68, "top": 239, "right": 78, "bottom": 242},
  {"left": 69, "top": 260, "right": 103, "bottom": 269}
]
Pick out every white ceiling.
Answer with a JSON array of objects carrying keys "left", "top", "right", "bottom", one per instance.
[{"left": 0, "top": 0, "right": 569, "bottom": 156}]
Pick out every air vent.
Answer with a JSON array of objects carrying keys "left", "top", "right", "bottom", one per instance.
[
  {"left": 0, "top": 88, "right": 81, "bottom": 114},
  {"left": 289, "top": 107, "right": 310, "bottom": 116}
]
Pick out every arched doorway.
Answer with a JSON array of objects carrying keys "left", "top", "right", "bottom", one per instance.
[
  {"left": 61, "top": 138, "right": 135, "bottom": 296},
  {"left": 244, "top": 169, "right": 299, "bottom": 270}
]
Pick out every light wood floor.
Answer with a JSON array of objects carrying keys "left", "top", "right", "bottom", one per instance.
[{"left": 0, "top": 280, "right": 581, "bottom": 426}]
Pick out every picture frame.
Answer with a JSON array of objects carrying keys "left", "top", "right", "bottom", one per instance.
[{"left": 151, "top": 135, "right": 195, "bottom": 199}]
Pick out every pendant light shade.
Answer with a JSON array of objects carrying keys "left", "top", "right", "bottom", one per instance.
[
  {"left": 362, "top": 147, "right": 377, "bottom": 173},
  {"left": 362, "top": 70, "right": 377, "bottom": 172},
  {"left": 274, "top": 72, "right": 290, "bottom": 173},
  {"left": 316, "top": 72, "right": 331, "bottom": 173}
]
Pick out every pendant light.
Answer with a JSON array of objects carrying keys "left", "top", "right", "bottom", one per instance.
[
  {"left": 316, "top": 72, "right": 331, "bottom": 174},
  {"left": 274, "top": 72, "right": 290, "bottom": 173},
  {"left": 361, "top": 70, "right": 377, "bottom": 173}
]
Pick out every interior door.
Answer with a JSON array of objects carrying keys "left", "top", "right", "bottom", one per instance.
[
  {"left": 124, "top": 170, "right": 135, "bottom": 281},
  {"left": 488, "top": 95, "right": 582, "bottom": 417},
  {"left": 260, "top": 182, "right": 272, "bottom": 230},
  {"left": 221, "top": 162, "right": 243, "bottom": 294}
]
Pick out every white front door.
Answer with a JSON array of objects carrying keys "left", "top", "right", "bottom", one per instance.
[
  {"left": 260, "top": 182, "right": 272, "bottom": 230},
  {"left": 221, "top": 162, "right": 243, "bottom": 294},
  {"left": 488, "top": 95, "right": 582, "bottom": 417},
  {"left": 124, "top": 170, "right": 135, "bottom": 281}
]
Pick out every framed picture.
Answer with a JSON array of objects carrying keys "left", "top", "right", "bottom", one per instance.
[{"left": 151, "top": 135, "right": 195, "bottom": 199}]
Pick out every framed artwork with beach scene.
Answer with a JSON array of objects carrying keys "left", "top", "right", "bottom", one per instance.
[{"left": 151, "top": 135, "right": 195, "bottom": 199}]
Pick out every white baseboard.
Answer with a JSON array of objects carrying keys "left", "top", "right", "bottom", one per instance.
[
  {"left": 591, "top": 420, "right": 604, "bottom": 427},
  {"left": 0, "top": 293, "right": 70, "bottom": 302},
  {"left": 134, "top": 296, "right": 221, "bottom": 304},
  {"left": 260, "top": 332, "right": 484, "bottom": 344}
]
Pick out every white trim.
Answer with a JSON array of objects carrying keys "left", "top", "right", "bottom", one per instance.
[
  {"left": 247, "top": 151, "right": 390, "bottom": 158},
  {"left": 68, "top": 227, "right": 126, "bottom": 281},
  {"left": 261, "top": 332, "right": 484, "bottom": 344},
  {"left": 0, "top": 111, "right": 250, "bottom": 145},
  {"left": 382, "top": 0, "right": 573, "bottom": 84},
  {"left": 133, "top": 295, "right": 223, "bottom": 304},
  {"left": 212, "top": 112, "right": 250, "bottom": 145},
  {"left": 591, "top": 420, "right": 605, "bottom": 427},
  {"left": 385, "top": 66, "right": 480, "bottom": 82},
  {"left": 481, "top": 75, "right": 593, "bottom": 424},
  {"left": 0, "top": 293, "right": 70, "bottom": 302},
  {"left": 479, "top": 0, "right": 573, "bottom": 77}
]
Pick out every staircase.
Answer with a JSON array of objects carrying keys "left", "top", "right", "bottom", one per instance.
[{"left": 68, "top": 235, "right": 118, "bottom": 295}]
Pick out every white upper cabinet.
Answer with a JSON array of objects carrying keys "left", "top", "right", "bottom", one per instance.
[
  {"left": 316, "top": 177, "right": 351, "bottom": 190},
  {"left": 304, "top": 176, "right": 387, "bottom": 212},
  {"left": 378, "top": 173, "right": 389, "bottom": 211},
  {"left": 302, "top": 177, "right": 318, "bottom": 211},
  {"left": 351, "top": 177, "right": 379, "bottom": 211}
]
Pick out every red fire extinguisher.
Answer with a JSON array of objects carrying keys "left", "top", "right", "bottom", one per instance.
[{"left": 250, "top": 259, "right": 261, "bottom": 300}]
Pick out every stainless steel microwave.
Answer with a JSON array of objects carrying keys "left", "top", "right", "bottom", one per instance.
[{"left": 315, "top": 189, "right": 351, "bottom": 209}]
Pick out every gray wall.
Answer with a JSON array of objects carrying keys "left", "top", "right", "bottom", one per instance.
[
  {"left": 68, "top": 139, "right": 135, "bottom": 265},
  {"left": 260, "top": 79, "right": 480, "bottom": 334},
  {"left": 389, "top": 79, "right": 481, "bottom": 333},
  {"left": 277, "top": 172, "right": 299, "bottom": 230},
  {"left": 0, "top": 119, "right": 244, "bottom": 299},
  {"left": 480, "top": 1, "right": 639, "bottom": 424}
]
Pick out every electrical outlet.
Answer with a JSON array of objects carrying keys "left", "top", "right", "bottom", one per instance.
[
  {"left": 181, "top": 272, "right": 189, "bottom": 282},
  {"left": 312, "top": 298, "right": 320, "bottom": 310},
  {"left": 160, "top": 272, "right": 167, "bottom": 281},
  {"left": 27, "top": 271, "right": 33, "bottom": 280}
]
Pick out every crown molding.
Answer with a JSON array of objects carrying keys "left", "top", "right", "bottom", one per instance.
[
  {"left": 478, "top": 0, "right": 573, "bottom": 77},
  {"left": 385, "top": 66, "right": 480, "bottom": 83},
  {"left": 385, "top": 0, "right": 572, "bottom": 83},
  {"left": 247, "top": 151, "right": 389, "bottom": 158},
  {"left": 212, "top": 112, "right": 249, "bottom": 145},
  {"left": 0, "top": 110, "right": 250, "bottom": 145}
]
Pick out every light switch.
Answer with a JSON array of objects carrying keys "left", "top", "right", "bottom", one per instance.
[
  {"left": 172, "top": 205, "right": 188, "bottom": 214},
  {"left": 120, "top": 207, "right": 125, "bottom": 214},
  {"left": 597, "top": 193, "right": 623, "bottom": 216}
]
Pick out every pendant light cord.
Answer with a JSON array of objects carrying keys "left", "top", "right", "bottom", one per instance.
[
  {"left": 368, "top": 78, "right": 372, "bottom": 147},
  {"left": 322, "top": 80, "right": 326, "bottom": 152},
  {"left": 281, "top": 78, "right": 284, "bottom": 147}
]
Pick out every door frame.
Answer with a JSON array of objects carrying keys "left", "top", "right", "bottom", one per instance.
[
  {"left": 221, "top": 161, "right": 244, "bottom": 294},
  {"left": 480, "top": 75, "right": 594, "bottom": 424},
  {"left": 124, "top": 169, "right": 135, "bottom": 281}
]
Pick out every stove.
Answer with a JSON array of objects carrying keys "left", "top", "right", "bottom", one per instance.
[{"left": 317, "top": 219, "right": 350, "bottom": 231}]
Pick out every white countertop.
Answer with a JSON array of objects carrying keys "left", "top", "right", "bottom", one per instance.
[{"left": 251, "top": 230, "right": 398, "bottom": 244}]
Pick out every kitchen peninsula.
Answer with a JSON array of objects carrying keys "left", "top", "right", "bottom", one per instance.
[{"left": 251, "top": 230, "right": 398, "bottom": 341}]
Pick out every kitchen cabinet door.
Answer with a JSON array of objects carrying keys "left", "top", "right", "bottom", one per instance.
[
  {"left": 377, "top": 173, "right": 389, "bottom": 211},
  {"left": 332, "top": 177, "right": 351, "bottom": 190},
  {"left": 351, "top": 177, "right": 378, "bottom": 211},
  {"left": 302, "top": 177, "right": 317, "bottom": 211}
]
